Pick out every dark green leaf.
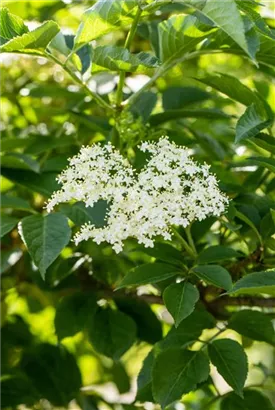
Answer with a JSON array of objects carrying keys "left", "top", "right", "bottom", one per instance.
[
  {"left": 162, "top": 86, "right": 210, "bottom": 110},
  {"left": 221, "top": 389, "right": 273, "bottom": 410},
  {"left": 229, "top": 270, "right": 275, "bottom": 296},
  {"left": 228, "top": 309, "right": 275, "bottom": 345},
  {"left": 150, "top": 108, "right": 230, "bottom": 126},
  {"left": 88, "top": 307, "right": 136, "bottom": 359},
  {"left": 112, "top": 362, "right": 130, "bottom": 394},
  {"left": 55, "top": 292, "right": 98, "bottom": 340},
  {"left": 152, "top": 348, "right": 210, "bottom": 408},
  {"left": 193, "top": 265, "right": 233, "bottom": 291},
  {"left": 137, "top": 242, "right": 182, "bottom": 266},
  {"left": 20, "top": 343, "right": 82, "bottom": 406},
  {"left": 208, "top": 339, "right": 248, "bottom": 397},
  {"left": 1, "top": 195, "right": 33, "bottom": 212},
  {"left": 136, "top": 350, "right": 155, "bottom": 403},
  {"left": 246, "top": 157, "right": 275, "bottom": 173},
  {"left": 163, "top": 281, "right": 199, "bottom": 327},
  {"left": 1, "top": 153, "right": 40, "bottom": 173},
  {"left": 1, "top": 215, "right": 19, "bottom": 237},
  {"left": 198, "top": 246, "right": 241, "bottom": 264},
  {"left": 1, "top": 374, "right": 38, "bottom": 408},
  {"left": 115, "top": 297, "right": 162, "bottom": 344},
  {"left": 59, "top": 200, "right": 108, "bottom": 227},
  {"left": 116, "top": 263, "right": 181, "bottom": 289},
  {"left": 20, "top": 213, "right": 71, "bottom": 278}
]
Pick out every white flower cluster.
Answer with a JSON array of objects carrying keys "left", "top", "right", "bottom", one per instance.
[{"left": 47, "top": 137, "right": 228, "bottom": 253}]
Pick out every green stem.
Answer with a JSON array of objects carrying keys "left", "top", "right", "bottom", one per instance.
[
  {"left": 185, "top": 225, "right": 197, "bottom": 257},
  {"left": 116, "top": 6, "right": 143, "bottom": 107},
  {"left": 171, "top": 226, "right": 197, "bottom": 258},
  {"left": 46, "top": 53, "right": 115, "bottom": 114}
]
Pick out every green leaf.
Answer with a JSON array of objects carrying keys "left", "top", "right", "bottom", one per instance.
[
  {"left": 236, "top": 1, "right": 275, "bottom": 40},
  {"left": 55, "top": 292, "right": 98, "bottom": 340},
  {"left": 111, "top": 362, "right": 130, "bottom": 394},
  {"left": 1, "top": 195, "right": 33, "bottom": 212},
  {"left": 59, "top": 200, "right": 108, "bottom": 228},
  {"left": 158, "top": 307, "right": 216, "bottom": 351},
  {"left": 1, "top": 248, "right": 22, "bottom": 274},
  {"left": 228, "top": 309, "right": 275, "bottom": 345},
  {"left": 1, "top": 375, "right": 38, "bottom": 408},
  {"left": 20, "top": 343, "right": 82, "bottom": 407},
  {"left": 74, "top": 0, "right": 138, "bottom": 50},
  {"left": 116, "top": 263, "right": 181, "bottom": 289},
  {"left": 235, "top": 104, "right": 272, "bottom": 143},
  {"left": 1, "top": 20, "right": 60, "bottom": 53},
  {"left": 152, "top": 348, "right": 210, "bottom": 408},
  {"left": 136, "top": 350, "right": 155, "bottom": 403},
  {"left": 88, "top": 307, "right": 136, "bottom": 359},
  {"left": 1, "top": 168, "right": 59, "bottom": 197},
  {"left": 149, "top": 108, "right": 230, "bottom": 126},
  {"left": 158, "top": 14, "right": 211, "bottom": 62},
  {"left": 235, "top": 209, "right": 262, "bottom": 243},
  {"left": 137, "top": 242, "right": 182, "bottom": 266},
  {"left": 230, "top": 270, "right": 275, "bottom": 296},
  {"left": 0, "top": 7, "right": 28, "bottom": 43},
  {"left": 208, "top": 339, "right": 248, "bottom": 397},
  {"left": 162, "top": 86, "right": 210, "bottom": 110},
  {"left": 1, "top": 153, "right": 40, "bottom": 173},
  {"left": 1, "top": 215, "right": 19, "bottom": 237},
  {"left": 221, "top": 389, "right": 273, "bottom": 410},
  {"left": 198, "top": 246, "right": 241, "bottom": 264},
  {"left": 196, "top": 73, "right": 263, "bottom": 108},
  {"left": 250, "top": 133, "right": 275, "bottom": 154},
  {"left": 92, "top": 45, "right": 159, "bottom": 72},
  {"left": 163, "top": 281, "right": 199, "bottom": 327},
  {"left": 185, "top": 0, "right": 252, "bottom": 59},
  {"left": 19, "top": 213, "right": 71, "bottom": 278},
  {"left": 115, "top": 297, "right": 162, "bottom": 344},
  {"left": 246, "top": 157, "right": 275, "bottom": 174},
  {"left": 193, "top": 265, "right": 233, "bottom": 291}
]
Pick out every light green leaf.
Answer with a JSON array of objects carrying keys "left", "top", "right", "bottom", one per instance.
[
  {"left": 229, "top": 270, "right": 275, "bottom": 296},
  {"left": 19, "top": 213, "right": 71, "bottom": 278},
  {"left": 1, "top": 153, "right": 40, "bottom": 173},
  {"left": 1, "top": 20, "right": 60, "bottom": 53},
  {"left": 88, "top": 307, "right": 136, "bottom": 359},
  {"left": 152, "top": 348, "right": 210, "bottom": 408},
  {"left": 0, "top": 7, "right": 28, "bottom": 43},
  {"left": 246, "top": 157, "right": 275, "bottom": 174},
  {"left": 198, "top": 245, "right": 241, "bottom": 264},
  {"left": 55, "top": 292, "right": 98, "bottom": 341},
  {"left": 149, "top": 108, "right": 230, "bottom": 126},
  {"left": 1, "top": 215, "right": 19, "bottom": 237},
  {"left": 228, "top": 309, "right": 275, "bottom": 345},
  {"left": 74, "top": 0, "right": 138, "bottom": 51},
  {"left": 158, "top": 14, "right": 211, "bottom": 62},
  {"left": 236, "top": 1, "right": 275, "bottom": 40},
  {"left": 235, "top": 104, "right": 272, "bottom": 143},
  {"left": 163, "top": 281, "right": 199, "bottom": 327},
  {"left": 208, "top": 339, "right": 248, "bottom": 397},
  {"left": 221, "top": 389, "right": 273, "bottom": 410},
  {"left": 116, "top": 263, "right": 181, "bottom": 289},
  {"left": 188, "top": 0, "right": 252, "bottom": 58},
  {"left": 193, "top": 265, "right": 233, "bottom": 291},
  {"left": 92, "top": 45, "right": 159, "bottom": 72}
]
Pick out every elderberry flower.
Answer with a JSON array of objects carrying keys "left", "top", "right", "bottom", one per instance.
[{"left": 46, "top": 137, "right": 229, "bottom": 253}]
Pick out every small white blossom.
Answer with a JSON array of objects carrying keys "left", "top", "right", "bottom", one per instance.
[{"left": 46, "top": 137, "right": 229, "bottom": 253}]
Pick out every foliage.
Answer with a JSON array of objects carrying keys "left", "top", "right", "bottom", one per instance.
[{"left": 1, "top": 1, "right": 275, "bottom": 409}]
